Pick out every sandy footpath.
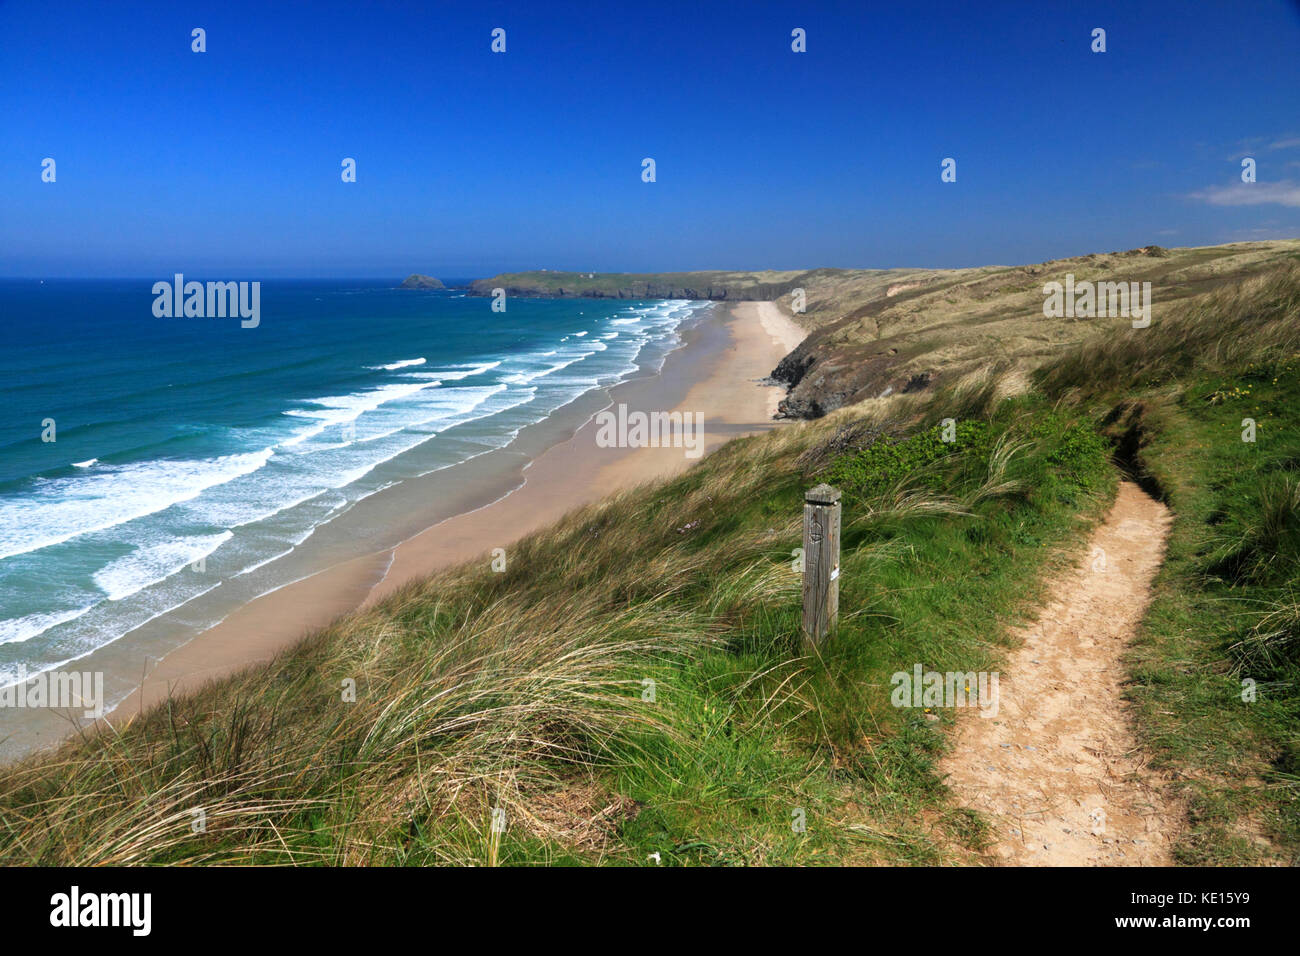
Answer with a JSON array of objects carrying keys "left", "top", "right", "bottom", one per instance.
[
  {"left": 109, "top": 301, "right": 805, "bottom": 721},
  {"left": 940, "top": 482, "right": 1180, "bottom": 865}
]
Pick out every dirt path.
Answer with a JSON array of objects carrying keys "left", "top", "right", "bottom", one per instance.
[{"left": 941, "top": 481, "right": 1181, "bottom": 865}]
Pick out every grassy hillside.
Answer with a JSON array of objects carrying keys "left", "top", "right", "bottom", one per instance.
[
  {"left": 469, "top": 241, "right": 1300, "bottom": 421},
  {"left": 769, "top": 240, "right": 1300, "bottom": 417},
  {"left": 1035, "top": 268, "right": 1300, "bottom": 863},
  {"left": 0, "top": 379, "right": 1114, "bottom": 865},
  {"left": 2, "top": 257, "right": 1297, "bottom": 866}
]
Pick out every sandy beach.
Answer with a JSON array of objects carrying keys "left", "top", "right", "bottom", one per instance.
[{"left": 100, "top": 301, "right": 805, "bottom": 727}]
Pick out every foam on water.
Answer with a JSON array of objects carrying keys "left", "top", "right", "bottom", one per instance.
[
  {"left": 92, "top": 531, "right": 234, "bottom": 602},
  {"left": 368, "top": 357, "right": 426, "bottom": 370},
  {"left": 0, "top": 450, "right": 273, "bottom": 561},
  {"left": 0, "top": 607, "right": 97, "bottom": 647},
  {"left": 0, "top": 292, "right": 708, "bottom": 670}
]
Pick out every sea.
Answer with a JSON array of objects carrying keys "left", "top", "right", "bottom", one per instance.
[{"left": 0, "top": 279, "right": 707, "bottom": 696}]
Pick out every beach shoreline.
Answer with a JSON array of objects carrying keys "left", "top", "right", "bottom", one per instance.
[{"left": 88, "top": 301, "right": 805, "bottom": 737}]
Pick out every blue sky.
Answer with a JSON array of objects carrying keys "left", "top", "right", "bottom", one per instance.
[{"left": 2, "top": 0, "right": 1299, "bottom": 277}]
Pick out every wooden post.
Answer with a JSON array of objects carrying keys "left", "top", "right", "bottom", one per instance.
[{"left": 802, "top": 483, "right": 841, "bottom": 645}]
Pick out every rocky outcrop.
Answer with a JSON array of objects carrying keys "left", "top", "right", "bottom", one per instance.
[
  {"left": 769, "top": 342, "right": 818, "bottom": 390},
  {"left": 401, "top": 274, "right": 446, "bottom": 289},
  {"left": 768, "top": 321, "right": 936, "bottom": 419},
  {"left": 771, "top": 336, "right": 933, "bottom": 419}
]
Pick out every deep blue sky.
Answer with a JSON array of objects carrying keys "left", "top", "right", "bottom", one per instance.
[{"left": 3, "top": 0, "right": 1299, "bottom": 277}]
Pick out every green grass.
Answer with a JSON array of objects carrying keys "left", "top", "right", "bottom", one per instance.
[
  {"left": 1034, "top": 265, "right": 1300, "bottom": 864},
  {"left": 1115, "top": 362, "right": 1300, "bottom": 864},
  {"left": 592, "top": 397, "right": 1113, "bottom": 865}
]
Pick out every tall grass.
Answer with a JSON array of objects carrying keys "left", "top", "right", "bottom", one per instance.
[
  {"left": 1035, "top": 264, "right": 1300, "bottom": 397},
  {"left": 0, "top": 379, "right": 1114, "bottom": 864},
  {"left": 1033, "top": 261, "right": 1300, "bottom": 863}
]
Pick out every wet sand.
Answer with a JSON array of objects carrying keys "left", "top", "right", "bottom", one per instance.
[{"left": 104, "top": 301, "right": 806, "bottom": 725}]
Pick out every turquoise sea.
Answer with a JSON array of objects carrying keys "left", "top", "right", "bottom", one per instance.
[{"left": 0, "top": 279, "right": 705, "bottom": 690}]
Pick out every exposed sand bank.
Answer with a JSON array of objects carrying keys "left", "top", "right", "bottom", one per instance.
[{"left": 104, "top": 301, "right": 805, "bottom": 726}]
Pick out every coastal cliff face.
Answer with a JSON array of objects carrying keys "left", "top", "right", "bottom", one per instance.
[
  {"left": 769, "top": 338, "right": 933, "bottom": 419},
  {"left": 401, "top": 274, "right": 446, "bottom": 289},
  {"left": 468, "top": 241, "right": 1300, "bottom": 420}
]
